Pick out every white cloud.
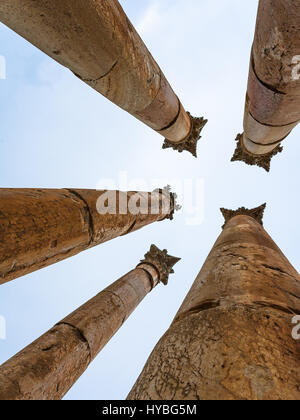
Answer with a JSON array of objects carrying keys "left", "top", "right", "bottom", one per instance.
[
  {"left": 37, "top": 57, "right": 65, "bottom": 84},
  {"left": 136, "top": 2, "right": 162, "bottom": 35}
]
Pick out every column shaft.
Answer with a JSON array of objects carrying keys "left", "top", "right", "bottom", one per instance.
[
  {"left": 0, "top": 0, "right": 206, "bottom": 148},
  {"left": 0, "top": 245, "right": 180, "bottom": 400},
  {"left": 128, "top": 213, "right": 300, "bottom": 400},
  {"left": 235, "top": 0, "right": 300, "bottom": 167},
  {"left": 0, "top": 268, "right": 154, "bottom": 400},
  {"left": 0, "top": 188, "right": 174, "bottom": 285}
]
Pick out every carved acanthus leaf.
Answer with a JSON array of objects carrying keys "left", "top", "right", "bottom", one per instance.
[
  {"left": 138, "top": 245, "right": 181, "bottom": 285},
  {"left": 220, "top": 203, "right": 267, "bottom": 229},
  {"left": 153, "top": 185, "right": 182, "bottom": 221},
  {"left": 231, "top": 133, "right": 283, "bottom": 172},
  {"left": 162, "top": 113, "right": 208, "bottom": 158}
]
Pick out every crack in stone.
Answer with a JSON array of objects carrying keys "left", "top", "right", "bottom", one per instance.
[
  {"left": 56, "top": 322, "right": 92, "bottom": 364},
  {"left": 251, "top": 52, "right": 287, "bottom": 95},
  {"left": 121, "top": 219, "right": 137, "bottom": 236},
  {"left": 73, "top": 59, "right": 119, "bottom": 84},
  {"left": 159, "top": 97, "right": 181, "bottom": 131},
  {"left": 175, "top": 300, "right": 300, "bottom": 327},
  {"left": 65, "top": 189, "right": 95, "bottom": 246},
  {"left": 262, "top": 264, "right": 288, "bottom": 275},
  {"left": 41, "top": 345, "right": 56, "bottom": 352},
  {"left": 175, "top": 300, "right": 221, "bottom": 324},
  {"left": 2, "top": 245, "right": 86, "bottom": 282},
  {"left": 252, "top": 301, "right": 300, "bottom": 316}
]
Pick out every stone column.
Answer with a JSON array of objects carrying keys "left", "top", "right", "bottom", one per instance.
[
  {"left": 128, "top": 205, "right": 300, "bottom": 400},
  {"left": 0, "top": 187, "right": 179, "bottom": 285},
  {"left": 0, "top": 245, "right": 180, "bottom": 400},
  {"left": 0, "top": 0, "right": 207, "bottom": 156},
  {"left": 232, "top": 0, "right": 300, "bottom": 171}
]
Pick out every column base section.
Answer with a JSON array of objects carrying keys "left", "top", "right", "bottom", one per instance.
[
  {"left": 231, "top": 133, "right": 283, "bottom": 172},
  {"left": 162, "top": 114, "right": 207, "bottom": 158}
]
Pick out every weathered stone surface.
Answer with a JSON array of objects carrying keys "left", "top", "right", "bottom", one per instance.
[
  {"left": 0, "top": 188, "right": 175, "bottom": 285},
  {"left": 128, "top": 306, "right": 300, "bottom": 400},
  {"left": 248, "top": 61, "right": 300, "bottom": 126},
  {"left": 243, "top": 106, "right": 297, "bottom": 146},
  {"left": 0, "top": 323, "right": 90, "bottom": 400},
  {"left": 134, "top": 74, "right": 180, "bottom": 131},
  {"left": 60, "top": 269, "right": 153, "bottom": 363},
  {"left": 238, "top": 0, "right": 300, "bottom": 160},
  {"left": 128, "top": 215, "right": 300, "bottom": 400},
  {"left": 0, "top": 0, "right": 203, "bottom": 144},
  {"left": 253, "top": 0, "right": 300, "bottom": 95}
]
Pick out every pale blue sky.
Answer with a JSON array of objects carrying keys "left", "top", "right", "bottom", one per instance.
[{"left": 0, "top": 0, "right": 299, "bottom": 400}]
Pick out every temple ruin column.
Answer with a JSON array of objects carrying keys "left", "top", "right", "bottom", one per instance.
[
  {"left": 0, "top": 245, "right": 180, "bottom": 400},
  {"left": 232, "top": 0, "right": 300, "bottom": 171},
  {"left": 0, "top": 187, "right": 179, "bottom": 285},
  {"left": 0, "top": 0, "right": 207, "bottom": 156},
  {"left": 128, "top": 205, "right": 300, "bottom": 400}
]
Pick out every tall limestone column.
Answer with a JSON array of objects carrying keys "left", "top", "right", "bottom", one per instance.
[
  {"left": 0, "top": 245, "right": 180, "bottom": 400},
  {"left": 232, "top": 0, "right": 300, "bottom": 171},
  {"left": 0, "top": 187, "right": 179, "bottom": 285},
  {"left": 0, "top": 0, "right": 207, "bottom": 156},
  {"left": 128, "top": 205, "right": 300, "bottom": 400}
]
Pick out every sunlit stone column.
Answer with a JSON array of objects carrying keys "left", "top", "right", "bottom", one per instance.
[
  {"left": 232, "top": 0, "right": 300, "bottom": 171},
  {"left": 0, "top": 0, "right": 207, "bottom": 156},
  {"left": 0, "top": 187, "right": 179, "bottom": 285},
  {"left": 0, "top": 245, "right": 180, "bottom": 400},
  {"left": 128, "top": 205, "right": 300, "bottom": 400}
]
